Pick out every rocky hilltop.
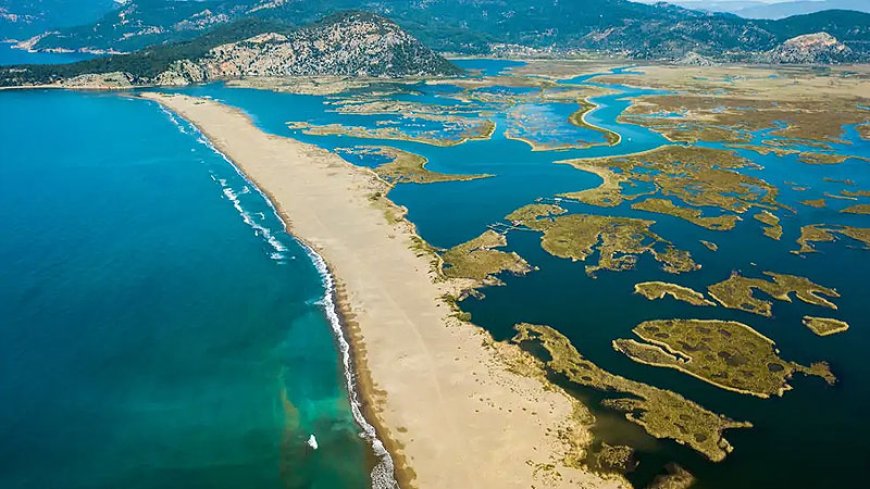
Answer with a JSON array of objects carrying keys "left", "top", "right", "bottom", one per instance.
[
  {"left": 765, "top": 32, "right": 854, "bottom": 63},
  {"left": 21, "top": 0, "right": 870, "bottom": 62},
  {"left": 0, "top": 13, "right": 461, "bottom": 88}
]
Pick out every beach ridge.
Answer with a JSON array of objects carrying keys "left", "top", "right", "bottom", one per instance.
[{"left": 140, "top": 92, "right": 627, "bottom": 489}]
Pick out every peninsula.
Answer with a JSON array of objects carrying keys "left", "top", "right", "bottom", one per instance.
[{"left": 140, "top": 93, "right": 627, "bottom": 489}]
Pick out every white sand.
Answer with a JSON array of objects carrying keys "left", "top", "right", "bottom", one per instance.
[{"left": 141, "top": 92, "right": 627, "bottom": 489}]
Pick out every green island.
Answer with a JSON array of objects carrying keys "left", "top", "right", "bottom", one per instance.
[
  {"left": 557, "top": 146, "right": 780, "bottom": 216},
  {"left": 634, "top": 281, "right": 715, "bottom": 306},
  {"left": 568, "top": 98, "right": 621, "bottom": 146},
  {"left": 506, "top": 203, "right": 699, "bottom": 276},
  {"left": 343, "top": 146, "right": 491, "bottom": 185},
  {"left": 613, "top": 319, "right": 836, "bottom": 398},
  {"left": 440, "top": 230, "right": 531, "bottom": 287},
  {"left": 707, "top": 271, "right": 839, "bottom": 317},
  {"left": 800, "top": 198, "right": 827, "bottom": 208},
  {"left": 798, "top": 152, "right": 851, "bottom": 165},
  {"left": 842, "top": 189, "right": 870, "bottom": 198},
  {"left": 753, "top": 210, "right": 783, "bottom": 240},
  {"left": 802, "top": 316, "right": 850, "bottom": 337},
  {"left": 610, "top": 91, "right": 868, "bottom": 146},
  {"left": 631, "top": 198, "right": 740, "bottom": 231},
  {"left": 512, "top": 323, "right": 751, "bottom": 462},
  {"left": 287, "top": 116, "right": 496, "bottom": 147},
  {"left": 700, "top": 240, "right": 718, "bottom": 251},
  {"left": 794, "top": 224, "right": 870, "bottom": 253},
  {"left": 842, "top": 204, "right": 870, "bottom": 215},
  {"left": 557, "top": 163, "right": 638, "bottom": 207}
]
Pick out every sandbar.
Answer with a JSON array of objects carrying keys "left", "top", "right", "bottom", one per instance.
[{"left": 140, "top": 93, "right": 626, "bottom": 489}]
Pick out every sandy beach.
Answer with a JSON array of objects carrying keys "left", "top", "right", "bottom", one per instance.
[{"left": 141, "top": 92, "right": 627, "bottom": 489}]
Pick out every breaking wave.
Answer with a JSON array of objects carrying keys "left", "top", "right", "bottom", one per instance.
[{"left": 163, "top": 104, "right": 399, "bottom": 488}]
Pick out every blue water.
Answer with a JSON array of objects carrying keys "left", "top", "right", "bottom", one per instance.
[
  {"left": 2, "top": 58, "right": 868, "bottom": 489},
  {"left": 168, "top": 59, "right": 870, "bottom": 488},
  {"left": 0, "top": 42, "right": 97, "bottom": 65},
  {"left": 0, "top": 91, "right": 373, "bottom": 488}
]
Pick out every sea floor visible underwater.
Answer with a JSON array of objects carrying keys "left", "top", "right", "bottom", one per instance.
[{"left": 1, "top": 57, "right": 868, "bottom": 489}]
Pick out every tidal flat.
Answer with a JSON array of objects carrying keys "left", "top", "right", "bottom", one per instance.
[{"left": 161, "top": 59, "right": 868, "bottom": 489}]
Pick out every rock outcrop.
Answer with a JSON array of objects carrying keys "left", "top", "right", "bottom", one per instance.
[
  {"left": 157, "top": 13, "right": 460, "bottom": 84},
  {"left": 0, "top": 12, "right": 462, "bottom": 88},
  {"left": 765, "top": 32, "right": 854, "bottom": 64},
  {"left": 674, "top": 51, "right": 715, "bottom": 66}
]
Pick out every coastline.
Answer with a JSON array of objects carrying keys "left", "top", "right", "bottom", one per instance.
[{"left": 140, "top": 92, "right": 628, "bottom": 489}]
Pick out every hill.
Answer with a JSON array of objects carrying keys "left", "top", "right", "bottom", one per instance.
[
  {"left": 656, "top": 0, "right": 870, "bottom": 20},
  {"left": 0, "top": 0, "right": 118, "bottom": 39},
  {"left": 13, "top": 0, "right": 870, "bottom": 62},
  {"left": 0, "top": 12, "right": 461, "bottom": 87}
]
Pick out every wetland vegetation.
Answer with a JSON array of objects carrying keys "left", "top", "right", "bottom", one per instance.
[
  {"left": 634, "top": 282, "right": 715, "bottom": 307},
  {"left": 707, "top": 271, "right": 839, "bottom": 317},
  {"left": 613, "top": 319, "right": 836, "bottom": 398},
  {"left": 802, "top": 316, "right": 850, "bottom": 337},
  {"left": 219, "top": 59, "right": 867, "bottom": 488},
  {"left": 505, "top": 203, "right": 699, "bottom": 276},
  {"left": 513, "top": 323, "right": 751, "bottom": 462}
]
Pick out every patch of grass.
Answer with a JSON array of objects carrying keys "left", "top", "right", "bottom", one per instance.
[
  {"left": 513, "top": 323, "right": 751, "bottom": 462},
  {"left": 614, "top": 319, "right": 836, "bottom": 398}
]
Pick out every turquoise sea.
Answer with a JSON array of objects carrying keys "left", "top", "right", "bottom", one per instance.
[
  {"left": 0, "top": 90, "right": 382, "bottom": 488},
  {"left": 1, "top": 58, "right": 868, "bottom": 488}
]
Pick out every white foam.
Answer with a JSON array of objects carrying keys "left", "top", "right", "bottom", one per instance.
[
  {"left": 302, "top": 239, "right": 399, "bottom": 489},
  {"left": 158, "top": 105, "right": 189, "bottom": 134},
  {"left": 170, "top": 106, "right": 399, "bottom": 488},
  {"left": 307, "top": 434, "right": 319, "bottom": 450}
]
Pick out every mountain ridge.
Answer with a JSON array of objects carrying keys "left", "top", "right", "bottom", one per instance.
[
  {"left": 0, "top": 12, "right": 461, "bottom": 87},
  {"left": 18, "top": 0, "right": 870, "bottom": 62}
]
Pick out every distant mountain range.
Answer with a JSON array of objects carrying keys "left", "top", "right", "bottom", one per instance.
[
  {"left": 4, "top": 0, "right": 870, "bottom": 63},
  {"left": 655, "top": 0, "right": 870, "bottom": 20},
  {"left": 0, "top": 0, "right": 118, "bottom": 38},
  {"left": 0, "top": 12, "right": 461, "bottom": 87}
]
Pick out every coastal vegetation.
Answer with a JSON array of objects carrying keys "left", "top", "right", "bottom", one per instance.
[
  {"left": 700, "top": 240, "right": 719, "bottom": 251},
  {"left": 800, "top": 198, "right": 827, "bottom": 208},
  {"left": 568, "top": 98, "right": 621, "bottom": 146},
  {"left": 802, "top": 316, "right": 850, "bottom": 336},
  {"left": 440, "top": 230, "right": 532, "bottom": 286},
  {"left": 794, "top": 224, "right": 870, "bottom": 253},
  {"left": 634, "top": 282, "right": 715, "bottom": 307},
  {"left": 288, "top": 117, "right": 495, "bottom": 147},
  {"left": 340, "top": 146, "right": 491, "bottom": 185},
  {"left": 753, "top": 210, "right": 783, "bottom": 240},
  {"left": 506, "top": 204, "right": 699, "bottom": 276},
  {"left": 513, "top": 323, "right": 752, "bottom": 462},
  {"left": 842, "top": 204, "right": 870, "bottom": 215},
  {"left": 613, "top": 319, "right": 836, "bottom": 398},
  {"left": 594, "top": 65, "right": 870, "bottom": 152},
  {"left": 707, "top": 271, "right": 839, "bottom": 317},
  {"left": 558, "top": 146, "right": 780, "bottom": 217},
  {"left": 631, "top": 198, "right": 740, "bottom": 231}
]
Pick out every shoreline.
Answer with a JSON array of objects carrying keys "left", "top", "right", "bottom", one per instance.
[
  {"left": 159, "top": 101, "right": 401, "bottom": 487},
  {"left": 140, "top": 92, "right": 628, "bottom": 489}
]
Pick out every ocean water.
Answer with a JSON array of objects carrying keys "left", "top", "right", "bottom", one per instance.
[
  {"left": 0, "top": 42, "right": 97, "bottom": 66},
  {"left": 0, "top": 90, "right": 375, "bottom": 488},
  {"left": 174, "top": 60, "right": 870, "bottom": 488}
]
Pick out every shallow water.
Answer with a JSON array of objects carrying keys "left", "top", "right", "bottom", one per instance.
[
  {"left": 0, "top": 90, "right": 372, "bottom": 488},
  {"left": 176, "top": 60, "right": 870, "bottom": 488}
]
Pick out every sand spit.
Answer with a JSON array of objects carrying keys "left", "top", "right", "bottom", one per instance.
[{"left": 140, "top": 92, "right": 627, "bottom": 489}]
